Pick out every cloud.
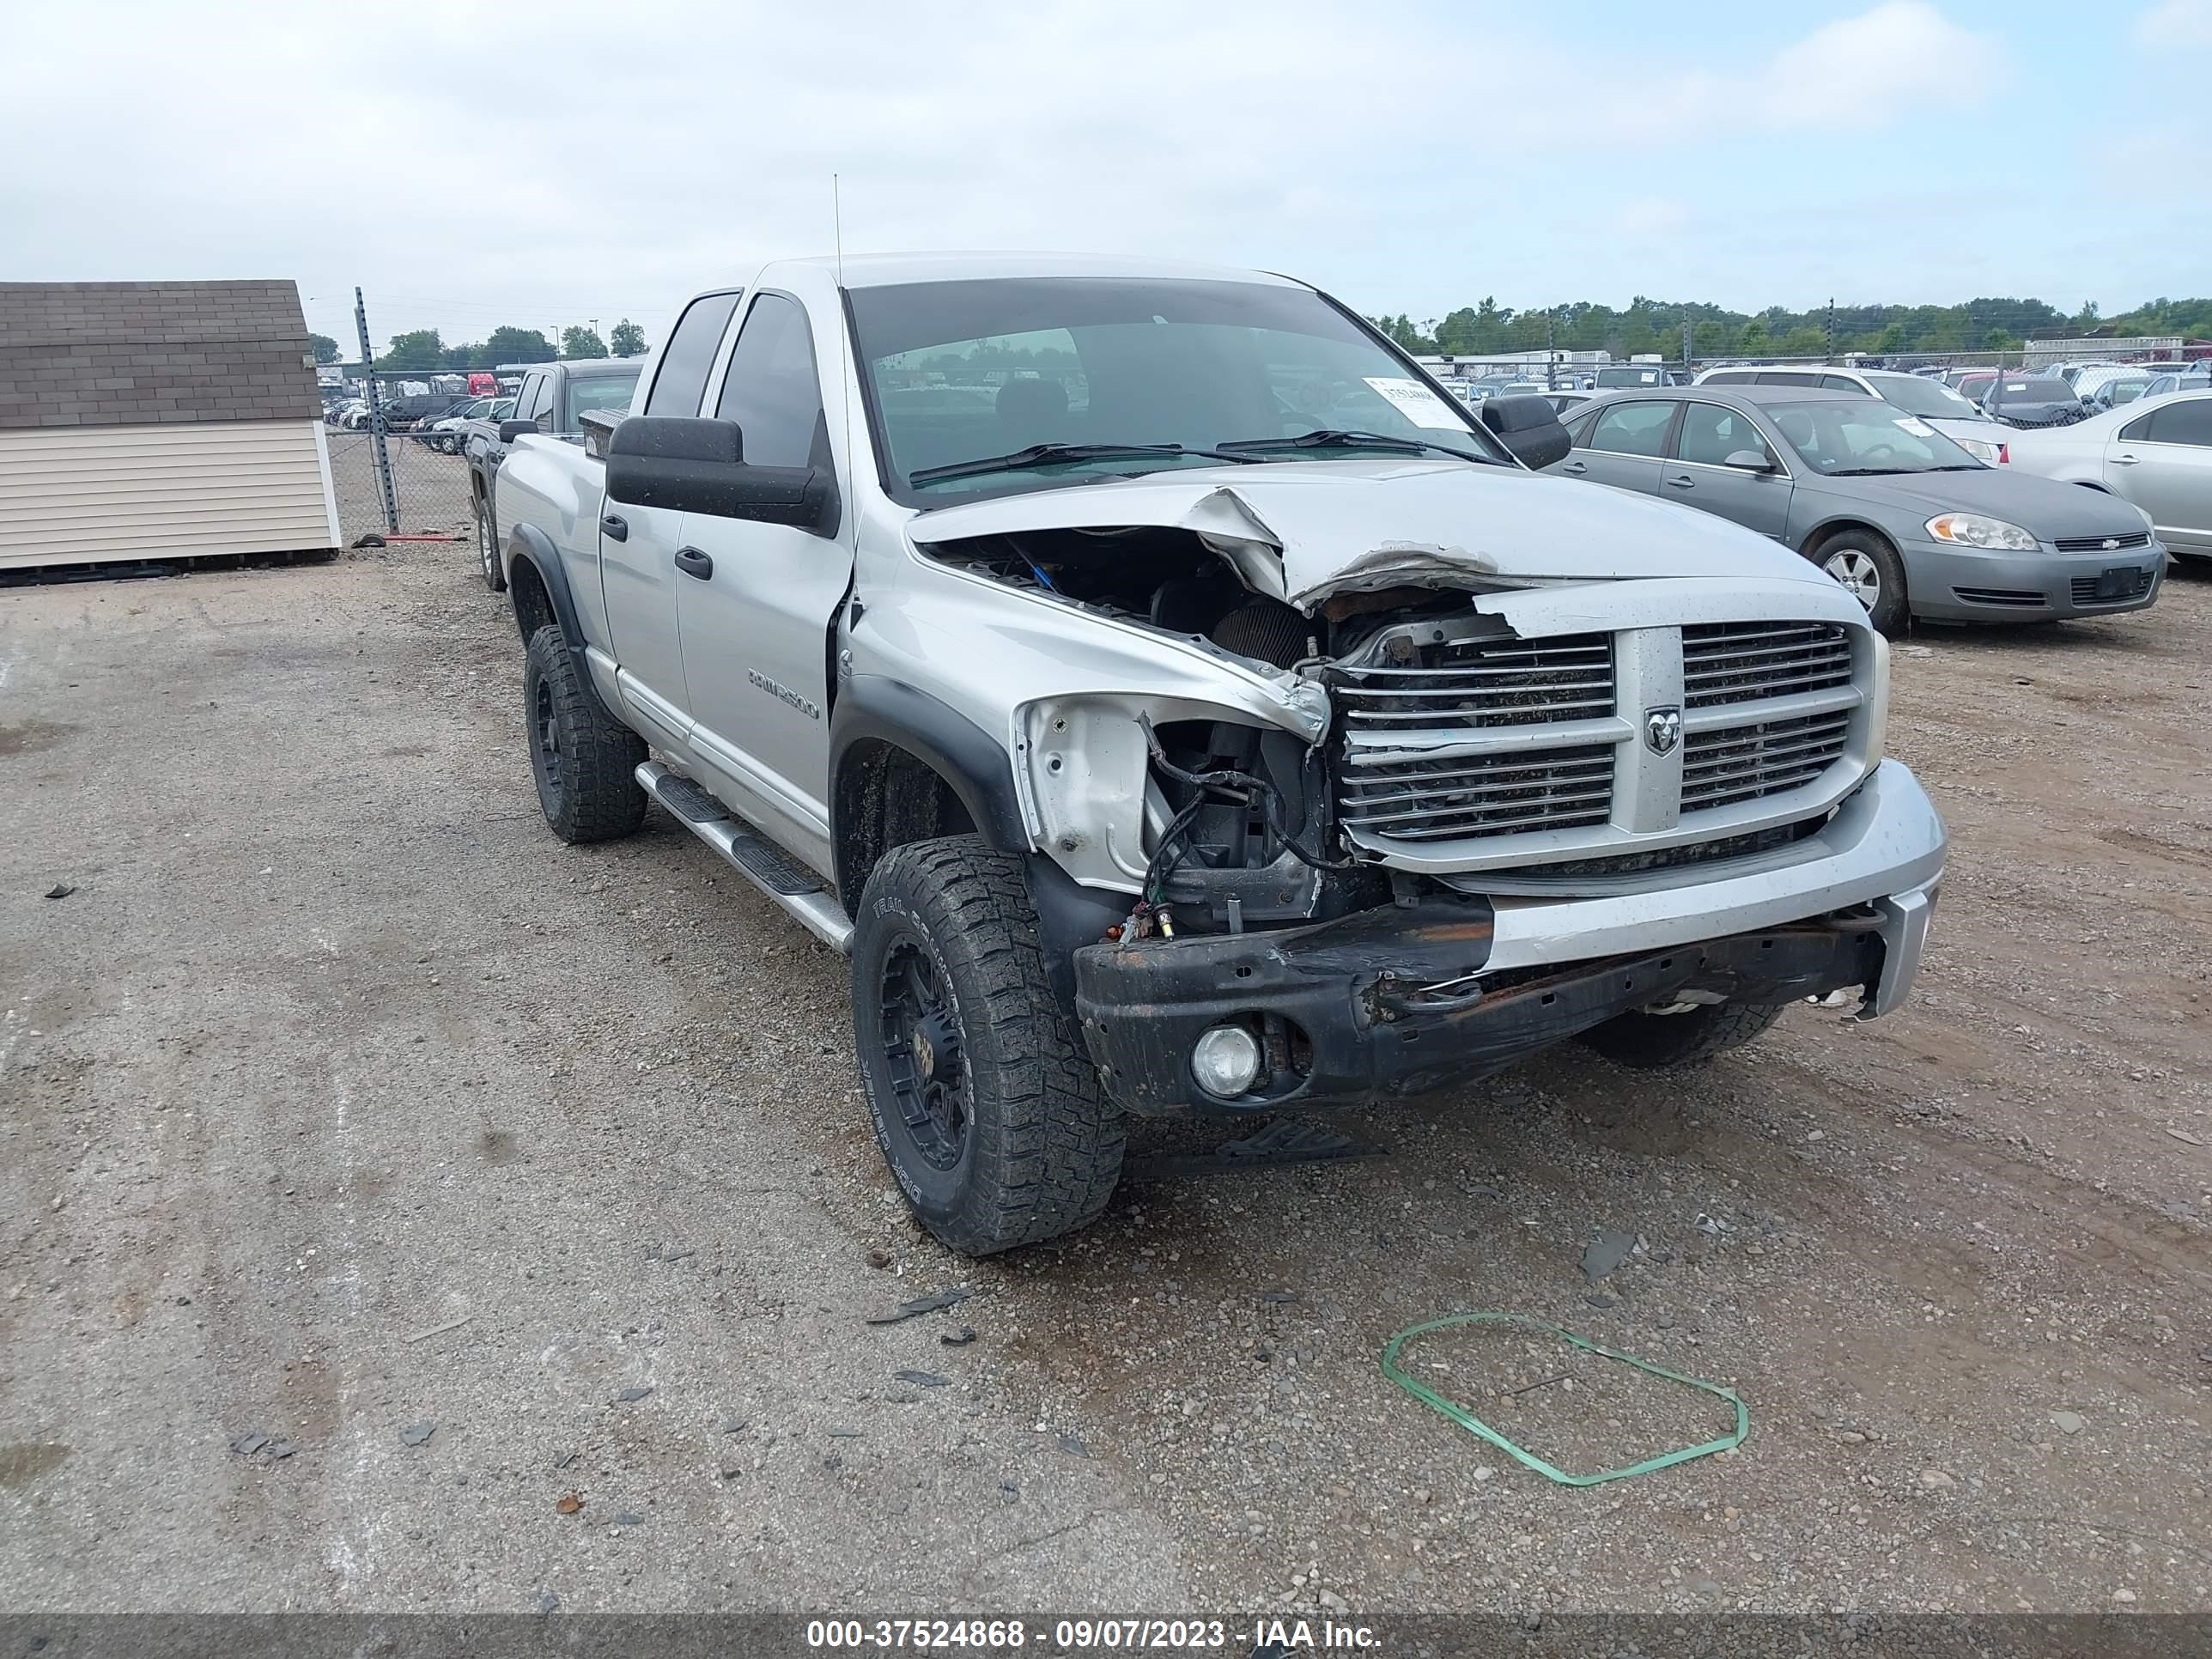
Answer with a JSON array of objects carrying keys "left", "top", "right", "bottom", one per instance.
[
  {"left": 2133, "top": 0, "right": 2212, "bottom": 46},
  {"left": 0, "top": 0, "right": 2155, "bottom": 344},
  {"left": 1756, "top": 1, "right": 2006, "bottom": 117}
]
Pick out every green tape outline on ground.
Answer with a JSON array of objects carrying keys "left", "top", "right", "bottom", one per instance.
[{"left": 1380, "top": 1312, "right": 1749, "bottom": 1487}]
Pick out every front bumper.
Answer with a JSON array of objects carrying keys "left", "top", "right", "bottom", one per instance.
[
  {"left": 1073, "top": 761, "right": 1944, "bottom": 1115},
  {"left": 1900, "top": 538, "right": 2164, "bottom": 623}
]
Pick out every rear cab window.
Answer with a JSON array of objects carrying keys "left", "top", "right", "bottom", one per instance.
[{"left": 644, "top": 291, "right": 743, "bottom": 417}]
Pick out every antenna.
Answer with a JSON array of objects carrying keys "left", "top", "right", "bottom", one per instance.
[{"left": 833, "top": 173, "right": 855, "bottom": 538}]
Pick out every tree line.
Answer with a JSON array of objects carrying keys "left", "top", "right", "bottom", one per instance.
[
  {"left": 1368, "top": 295, "right": 2212, "bottom": 361},
  {"left": 308, "top": 319, "right": 651, "bottom": 371}
]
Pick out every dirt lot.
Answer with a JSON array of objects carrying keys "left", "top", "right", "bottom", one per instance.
[{"left": 2, "top": 544, "right": 2208, "bottom": 1617}]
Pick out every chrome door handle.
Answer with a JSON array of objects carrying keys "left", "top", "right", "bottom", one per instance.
[{"left": 1664, "top": 474, "right": 1695, "bottom": 489}]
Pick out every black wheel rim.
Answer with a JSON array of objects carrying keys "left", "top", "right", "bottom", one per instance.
[
  {"left": 532, "top": 674, "right": 562, "bottom": 795},
  {"left": 878, "top": 938, "right": 969, "bottom": 1172}
]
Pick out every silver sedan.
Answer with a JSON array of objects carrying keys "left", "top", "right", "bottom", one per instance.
[{"left": 2002, "top": 391, "right": 2212, "bottom": 561}]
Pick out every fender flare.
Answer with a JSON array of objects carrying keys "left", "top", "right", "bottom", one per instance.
[
  {"left": 830, "top": 673, "right": 1032, "bottom": 864},
  {"left": 506, "top": 521, "right": 623, "bottom": 727}
]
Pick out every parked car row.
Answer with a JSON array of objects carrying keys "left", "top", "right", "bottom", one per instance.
[{"left": 1550, "top": 372, "right": 2210, "bottom": 629}]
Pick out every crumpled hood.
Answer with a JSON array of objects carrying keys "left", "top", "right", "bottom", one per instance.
[{"left": 904, "top": 459, "right": 1833, "bottom": 613}]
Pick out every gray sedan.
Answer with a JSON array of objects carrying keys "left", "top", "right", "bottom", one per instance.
[{"left": 1546, "top": 386, "right": 2164, "bottom": 634}]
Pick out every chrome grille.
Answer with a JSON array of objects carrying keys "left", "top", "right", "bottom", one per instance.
[
  {"left": 1334, "top": 632, "right": 1616, "bottom": 842},
  {"left": 1681, "top": 710, "right": 1853, "bottom": 811},
  {"left": 1331, "top": 616, "right": 1863, "bottom": 857},
  {"left": 1333, "top": 633, "right": 1614, "bottom": 728},
  {"left": 1338, "top": 745, "right": 1614, "bottom": 842},
  {"left": 1681, "top": 621, "right": 1853, "bottom": 708}
]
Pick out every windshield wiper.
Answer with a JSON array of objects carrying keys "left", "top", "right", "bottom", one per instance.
[
  {"left": 1216, "top": 428, "right": 1495, "bottom": 463},
  {"left": 908, "top": 441, "right": 1259, "bottom": 486}
]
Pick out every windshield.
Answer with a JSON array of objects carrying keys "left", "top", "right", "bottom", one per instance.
[
  {"left": 563, "top": 366, "right": 641, "bottom": 425},
  {"left": 1765, "top": 400, "right": 1982, "bottom": 475},
  {"left": 1870, "top": 374, "right": 1981, "bottom": 419},
  {"left": 848, "top": 277, "right": 1510, "bottom": 501}
]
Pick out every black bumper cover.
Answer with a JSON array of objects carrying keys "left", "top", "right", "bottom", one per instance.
[{"left": 1073, "top": 899, "right": 1884, "bottom": 1115}]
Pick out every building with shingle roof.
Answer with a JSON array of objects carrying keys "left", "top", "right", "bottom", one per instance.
[{"left": 0, "top": 280, "right": 340, "bottom": 570}]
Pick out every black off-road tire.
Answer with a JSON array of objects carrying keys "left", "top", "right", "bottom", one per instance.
[
  {"left": 852, "top": 836, "right": 1125, "bottom": 1256},
  {"left": 1808, "top": 528, "right": 1907, "bottom": 636},
  {"left": 522, "top": 623, "right": 646, "bottom": 843},
  {"left": 1579, "top": 1000, "right": 1790, "bottom": 1071},
  {"left": 475, "top": 485, "right": 506, "bottom": 592}
]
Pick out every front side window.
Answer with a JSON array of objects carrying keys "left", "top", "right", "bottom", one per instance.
[
  {"left": 1587, "top": 400, "right": 1675, "bottom": 457},
  {"left": 1766, "top": 400, "right": 1980, "bottom": 475},
  {"left": 848, "top": 277, "right": 1509, "bottom": 502},
  {"left": 1676, "top": 404, "right": 1771, "bottom": 467},
  {"left": 2146, "top": 398, "right": 2212, "bottom": 447},
  {"left": 714, "top": 294, "right": 828, "bottom": 471},
  {"left": 644, "top": 290, "right": 740, "bottom": 418}
]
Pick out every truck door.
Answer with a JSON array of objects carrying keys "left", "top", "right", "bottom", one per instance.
[
  {"left": 673, "top": 291, "right": 854, "bottom": 862},
  {"left": 599, "top": 291, "right": 741, "bottom": 729}
]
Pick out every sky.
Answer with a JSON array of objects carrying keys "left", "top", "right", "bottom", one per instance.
[{"left": 4, "top": 0, "right": 2209, "bottom": 356}]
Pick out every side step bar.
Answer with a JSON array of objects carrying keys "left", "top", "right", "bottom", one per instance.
[{"left": 635, "top": 761, "right": 854, "bottom": 952}]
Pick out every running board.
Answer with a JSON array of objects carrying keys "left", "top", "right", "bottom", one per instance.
[{"left": 635, "top": 761, "right": 854, "bottom": 952}]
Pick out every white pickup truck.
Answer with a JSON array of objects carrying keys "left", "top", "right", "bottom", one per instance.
[{"left": 494, "top": 252, "right": 1946, "bottom": 1255}]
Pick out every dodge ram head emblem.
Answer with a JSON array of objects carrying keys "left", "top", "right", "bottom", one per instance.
[{"left": 1644, "top": 705, "right": 1683, "bottom": 756}]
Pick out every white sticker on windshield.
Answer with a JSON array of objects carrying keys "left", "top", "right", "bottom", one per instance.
[
  {"left": 1895, "top": 416, "right": 1936, "bottom": 437},
  {"left": 1363, "top": 377, "right": 1468, "bottom": 430}
]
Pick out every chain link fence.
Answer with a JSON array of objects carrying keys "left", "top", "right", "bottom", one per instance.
[{"left": 324, "top": 413, "right": 479, "bottom": 546}]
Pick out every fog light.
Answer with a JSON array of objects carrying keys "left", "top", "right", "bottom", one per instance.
[{"left": 1191, "top": 1024, "right": 1262, "bottom": 1097}]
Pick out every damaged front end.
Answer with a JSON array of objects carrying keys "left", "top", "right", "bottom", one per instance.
[
  {"left": 1074, "top": 900, "right": 1889, "bottom": 1113},
  {"left": 898, "top": 467, "right": 1942, "bottom": 1112}
]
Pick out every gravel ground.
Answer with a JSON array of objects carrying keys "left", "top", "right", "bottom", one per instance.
[{"left": 2, "top": 544, "right": 2208, "bottom": 1619}]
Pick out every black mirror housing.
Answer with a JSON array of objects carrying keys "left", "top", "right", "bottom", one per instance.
[
  {"left": 605, "top": 416, "right": 836, "bottom": 532},
  {"left": 1481, "top": 393, "right": 1572, "bottom": 471},
  {"left": 497, "top": 419, "right": 536, "bottom": 444}
]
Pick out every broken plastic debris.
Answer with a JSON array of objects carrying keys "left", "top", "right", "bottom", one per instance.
[
  {"left": 866, "top": 1288, "right": 974, "bottom": 1325},
  {"left": 1580, "top": 1227, "right": 1637, "bottom": 1284}
]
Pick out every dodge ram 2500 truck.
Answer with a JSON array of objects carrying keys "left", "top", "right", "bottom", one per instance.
[{"left": 494, "top": 253, "right": 1946, "bottom": 1256}]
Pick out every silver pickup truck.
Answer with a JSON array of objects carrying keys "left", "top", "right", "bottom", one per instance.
[{"left": 495, "top": 253, "right": 1946, "bottom": 1256}]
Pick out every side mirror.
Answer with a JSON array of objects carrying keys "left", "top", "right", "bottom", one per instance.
[
  {"left": 498, "top": 419, "right": 536, "bottom": 444},
  {"left": 1481, "top": 393, "right": 1572, "bottom": 471},
  {"left": 1723, "top": 449, "right": 1777, "bottom": 472},
  {"left": 604, "top": 416, "right": 836, "bottom": 532}
]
